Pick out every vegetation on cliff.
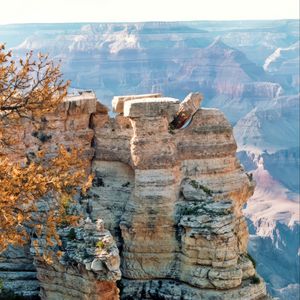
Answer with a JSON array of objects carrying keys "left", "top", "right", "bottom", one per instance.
[{"left": 0, "top": 44, "right": 90, "bottom": 253}]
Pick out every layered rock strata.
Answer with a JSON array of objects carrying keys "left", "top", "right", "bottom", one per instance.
[
  {"left": 0, "top": 245, "right": 39, "bottom": 297},
  {"left": 87, "top": 94, "right": 269, "bottom": 299},
  {"left": 1, "top": 91, "right": 270, "bottom": 300},
  {"left": 30, "top": 218, "right": 121, "bottom": 300},
  {"left": 0, "top": 92, "right": 113, "bottom": 298}
]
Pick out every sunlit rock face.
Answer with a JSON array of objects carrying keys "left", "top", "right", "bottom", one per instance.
[
  {"left": 1, "top": 93, "right": 271, "bottom": 299},
  {"left": 87, "top": 94, "right": 270, "bottom": 299}
]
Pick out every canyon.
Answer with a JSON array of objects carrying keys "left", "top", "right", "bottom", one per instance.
[{"left": 1, "top": 20, "right": 299, "bottom": 299}]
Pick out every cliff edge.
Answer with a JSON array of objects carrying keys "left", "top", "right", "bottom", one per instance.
[{"left": 0, "top": 91, "right": 270, "bottom": 300}]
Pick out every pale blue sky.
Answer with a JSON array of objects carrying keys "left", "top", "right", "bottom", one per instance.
[{"left": 1, "top": 0, "right": 299, "bottom": 24}]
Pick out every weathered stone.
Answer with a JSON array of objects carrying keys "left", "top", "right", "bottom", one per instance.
[
  {"left": 1, "top": 91, "right": 270, "bottom": 300},
  {"left": 124, "top": 97, "right": 179, "bottom": 119},
  {"left": 91, "top": 259, "right": 105, "bottom": 272},
  {"left": 0, "top": 245, "right": 39, "bottom": 297},
  {"left": 30, "top": 219, "right": 121, "bottom": 300},
  {"left": 169, "top": 92, "right": 203, "bottom": 129},
  {"left": 180, "top": 92, "right": 203, "bottom": 115},
  {"left": 121, "top": 278, "right": 268, "bottom": 300},
  {"left": 208, "top": 267, "right": 243, "bottom": 289},
  {"left": 112, "top": 93, "right": 161, "bottom": 113}
]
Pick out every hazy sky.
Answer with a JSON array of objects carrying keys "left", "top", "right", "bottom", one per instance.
[{"left": 1, "top": 0, "right": 299, "bottom": 24}]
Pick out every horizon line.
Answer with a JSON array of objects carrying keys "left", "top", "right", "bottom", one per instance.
[{"left": 1, "top": 18, "right": 299, "bottom": 26}]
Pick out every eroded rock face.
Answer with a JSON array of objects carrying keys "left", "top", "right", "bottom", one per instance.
[
  {"left": 1, "top": 92, "right": 270, "bottom": 299},
  {"left": 30, "top": 218, "right": 121, "bottom": 300},
  {"left": 1, "top": 91, "right": 97, "bottom": 166},
  {"left": 0, "top": 245, "right": 39, "bottom": 297},
  {"left": 87, "top": 94, "right": 269, "bottom": 299},
  {"left": 0, "top": 92, "right": 114, "bottom": 299}
]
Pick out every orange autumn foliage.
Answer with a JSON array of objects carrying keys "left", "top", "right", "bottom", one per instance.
[
  {"left": 0, "top": 44, "right": 69, "bottom": 121},
  {"left": 0, "top": 44, "right": 91, "bottom": 252}
]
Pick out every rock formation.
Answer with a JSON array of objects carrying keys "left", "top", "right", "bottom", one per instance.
[
  {"left": 0, "top": 91, "right": 108, "bottom": 298},
  {"left": 30, "top": 218, "right": 121, "bottom": 300},
  {"left": 0, "top": 91, "right": 270, "bottom": 300},
  {"left": 0, "top": 245, "right": 39, "bottom": 298}
]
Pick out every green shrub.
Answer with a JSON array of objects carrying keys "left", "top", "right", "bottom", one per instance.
[
  {"left": 96, "top": 240, "right": 105, "bottom": 250},
  {"left": 246, "top": 172, "right": 253, "bottom": 181},
  {"left": 189, "top": 180, "right": 199, "bottom": 189},
  {"left": 182, "top": 205, "right": 199, "bottom": 215},
  {"left": 189, "top": 180, "right": 213, "bottom": 196},
  {"left": 250, "top": 275, "right": 261, "bottom": 284},
  {"left": 199, "top": 184, "right": 213, "bottom": 196},
  {"left": 31, "top": 131, "right": 52, "bottom": 143},
  {"left": 67, "top": 228, "right": 76, "bottom": 240},
  {"left": 82, "top": 251, "right": 90, "bottom": 260}
]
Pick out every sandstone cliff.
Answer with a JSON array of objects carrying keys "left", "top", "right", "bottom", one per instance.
[{"left": 0, "top": 91, "right": 270, "bottom": 300}]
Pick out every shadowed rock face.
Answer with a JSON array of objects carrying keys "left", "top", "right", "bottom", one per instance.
[
  {"left": 0, "top": 245, "right": 39, "bottom": 298},
  {"left": 1, "top": 93, "right": 270, "bottom": 300},
  {"left": 30, "top": 218, "right": 121, "bottom": 300}
]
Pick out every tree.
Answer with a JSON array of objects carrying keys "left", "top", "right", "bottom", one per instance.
[
  {"left": 0, "top": 44, "right": 90, "bottom": 252},
  {"left": 0, "top": 44, "right": 68, "bottom": 120}
]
